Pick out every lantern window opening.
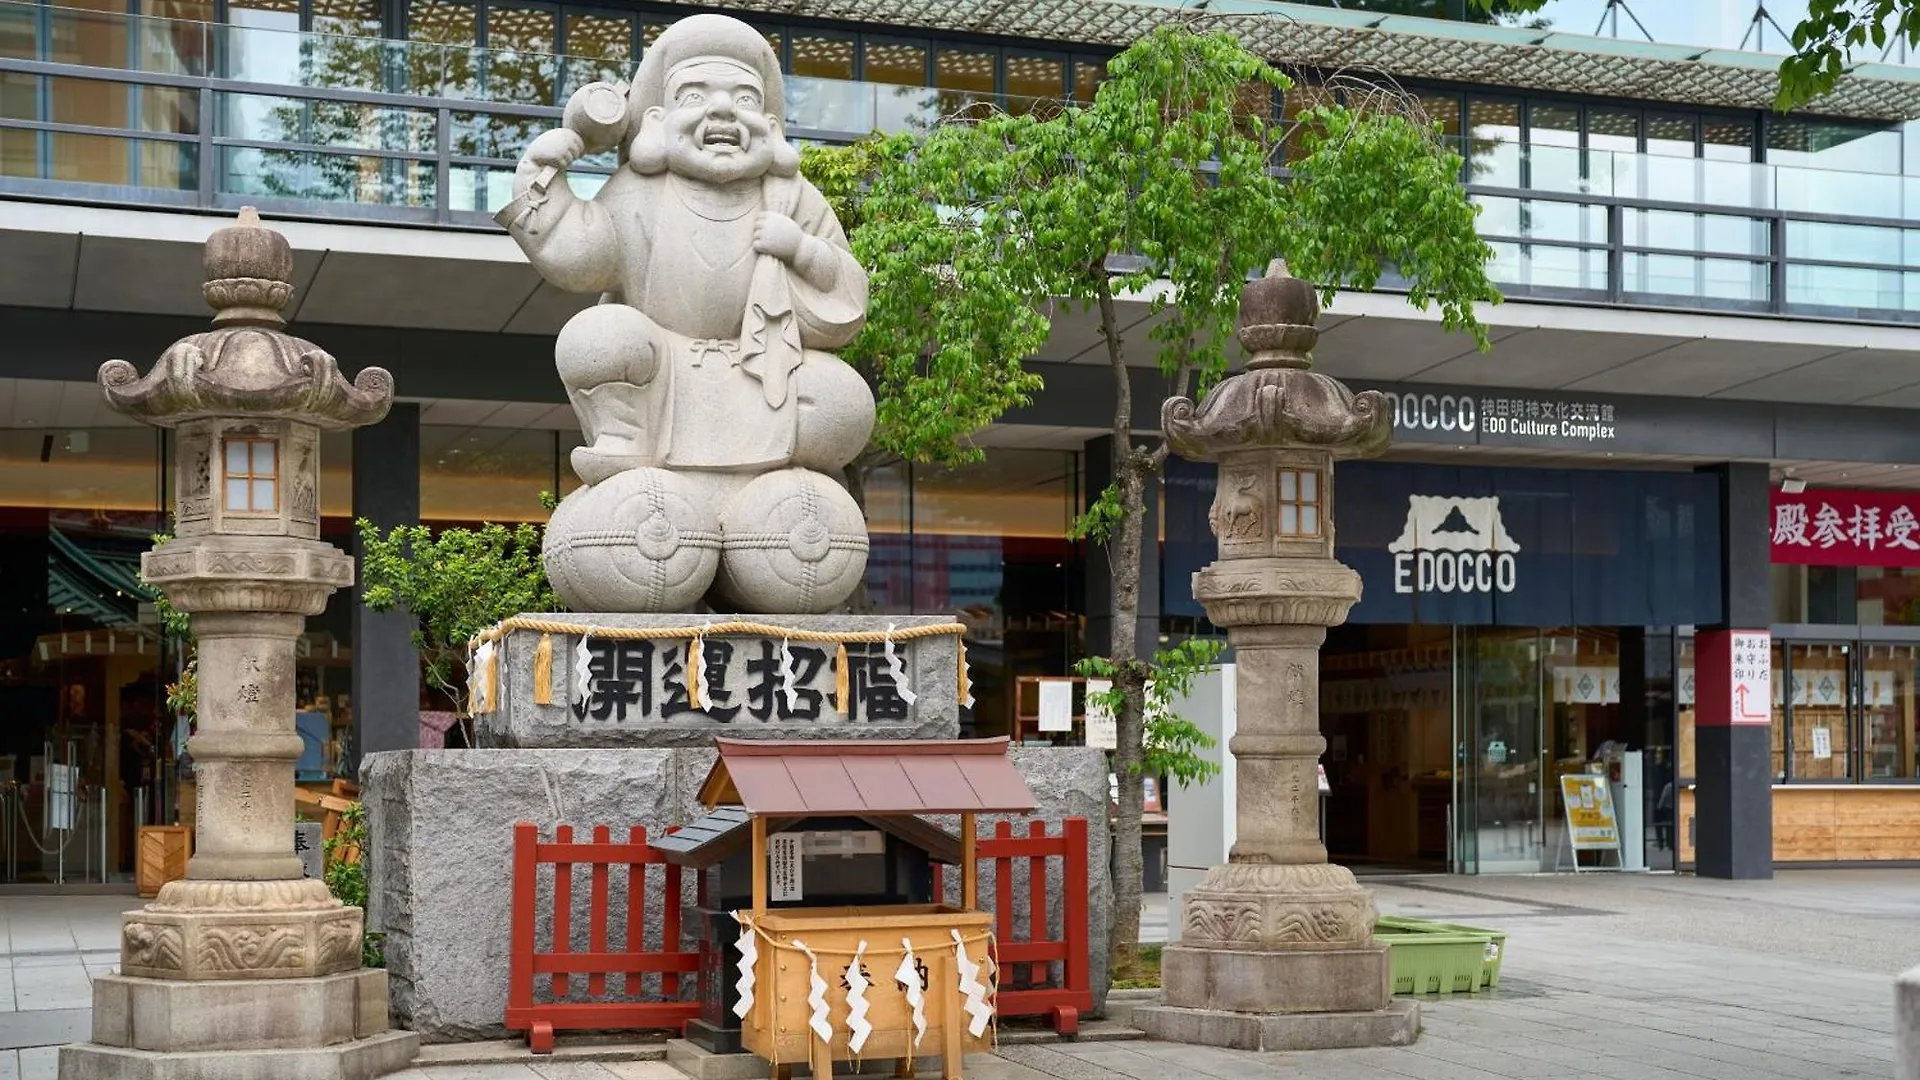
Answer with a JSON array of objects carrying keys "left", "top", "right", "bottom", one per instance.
[
  {"left": 223, "top": 436, "right": 279, "bottom": 514},
  {"left": 1276, "top": 466, "right": 1321, "bottom": 538}
]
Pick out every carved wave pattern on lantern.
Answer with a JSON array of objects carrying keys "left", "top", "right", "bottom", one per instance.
[
  {"left": 1162, "top": 368, "right": 1392, "bottom": 462},
  {"left": 99, "top": 332, "right": 392, "bottom": 430}
]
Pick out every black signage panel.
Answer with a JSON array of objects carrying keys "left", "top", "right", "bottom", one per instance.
[{"left": 1166, "top": 459, "right": 1724, "bottom": 628}]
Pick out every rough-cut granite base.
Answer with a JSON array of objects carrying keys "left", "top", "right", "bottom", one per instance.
[
  {"left": 362, "top": 746, "right": 1109, "bottom": 1042},
  {"left": 1132, "top": 1000, "right": 1419, "bottom": 1052},
  {"left": 479, "top": 614, "right": 961, "bottom": 748}
]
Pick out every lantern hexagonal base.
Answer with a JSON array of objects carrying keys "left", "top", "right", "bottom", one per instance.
[{"left": 122, "top": 882, "right": 365, "bottom": 981}]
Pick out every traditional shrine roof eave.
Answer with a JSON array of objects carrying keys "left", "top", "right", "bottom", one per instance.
[
  {"left": 698, "top": 737, "right": 1038, "bottom": 817},
  {"left": 654, "top": 0, "right": 1920, "bottom": 121},
  {"left": 650, "top": 805, "right": 966, "bottom": 868}
]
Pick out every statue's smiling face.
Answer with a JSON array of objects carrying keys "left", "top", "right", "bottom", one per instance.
[{"left": 663, "top": 60, "right": 776, "bottom": 183}]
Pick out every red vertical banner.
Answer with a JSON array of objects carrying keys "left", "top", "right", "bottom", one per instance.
[{"left": 1696, "top": 629, "right": 1772, "bottom": 728}]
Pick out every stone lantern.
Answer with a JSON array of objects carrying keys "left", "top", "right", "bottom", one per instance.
[
  {"left": 59, "top": 208, "right": 418, "bottom": 1079},
  {"left": 1132, "top": 261, "right": 1417, "bottom": 1051}
]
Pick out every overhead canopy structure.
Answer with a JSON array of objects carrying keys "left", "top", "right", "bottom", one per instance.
[
  {"left": 698, "top": 737, "right": 1038, "bottom": 818},
  {"left": 655, "top": 0, "right": 1920, "bottom": 121}
]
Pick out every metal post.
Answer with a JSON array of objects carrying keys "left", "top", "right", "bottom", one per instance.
[
  {"left": 434, "top": 106, "right": 452, "bottom": 224},
  {"left": 99, "top": 786, "right": 109, "bottom": 884},
  {"left": 197, "top": 86, "right": 216, "bottom": 208}
]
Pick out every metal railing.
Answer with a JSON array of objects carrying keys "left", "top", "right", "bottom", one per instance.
[{"left": 4, "top": 0, "right": 1920, "bottom": 323}]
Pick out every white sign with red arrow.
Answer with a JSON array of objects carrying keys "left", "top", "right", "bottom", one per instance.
[{"left": 1730, "top": 631, "right": 1772, "bottom": 726}]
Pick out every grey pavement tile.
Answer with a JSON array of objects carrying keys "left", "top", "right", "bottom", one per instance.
[
  {"left": 5, "top": 957, "right": 83, "bottom": 972},
  {"left": 528, "top": 1064, "right": 623, "bottom": 1080},
  {"left": 422, "top": 1068, "right": 549, "bottom": 1080},
  {"left": 0, "top": 1052, "right": 15, "bottom": 1080},
  {"left": 14, "top": 1048, "right": 52, "bottom": 1080},
  {"left": 1363, "top": 1056, "right": 1540, "bottom": 1080},
  {"left": 1395, "top": 1044, "right": 1579, "bottom": 1080},
  {"left": 598, "top": 1065, "right": 683, "bottom": 1080},
  {"left": 6, "top": 968, "right": 87, "bottom": 1014},
  {"left": 0, "top": 1008, "right": 87, "bottom": 1052},
  {"left": 999, "top": 1044, "right": 1170, "bottom": 1080}
]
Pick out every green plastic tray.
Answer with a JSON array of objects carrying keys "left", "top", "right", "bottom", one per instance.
[
  {"left": 1380, "top": 917, "right": 1507, "bottom": 989},
  {"left": 1374, "top": 917, "right": 1502, "bottom": 995}
]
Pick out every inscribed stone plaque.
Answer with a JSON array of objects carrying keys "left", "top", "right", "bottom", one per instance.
[{"left": 482, "top": 613, "right": 963, "bottom": 748}]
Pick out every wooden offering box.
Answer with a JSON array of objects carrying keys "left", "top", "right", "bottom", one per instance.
[
  {"left": 689, "top": 738, "right": 1036, "bottom": 1080},
  {"left": 751, "top": 905, "right": 994, "bottom": 1070}
]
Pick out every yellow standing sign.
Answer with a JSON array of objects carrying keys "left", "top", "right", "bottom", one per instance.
[{"left": 1559, "top": 773, "right": 1621, "bottom": 864}]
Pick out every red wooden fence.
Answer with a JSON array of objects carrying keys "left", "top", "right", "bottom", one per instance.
[
  {"left": 507, "top": 816, "right": 1093, "bottom": 1051},
  {"left": 505, "top": 823, "right": 702, "bottom": 1053},
  {"left": 933, "top": 817, "right": 1093, "bottom": 1035}
]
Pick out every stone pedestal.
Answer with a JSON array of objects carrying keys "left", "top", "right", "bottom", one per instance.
[
  {"left": 59, "top": 209, "right": 417, "bottom": 1079},
  {"left": 1133, "top": 261, "right": 1415, "bottom": 1051}
]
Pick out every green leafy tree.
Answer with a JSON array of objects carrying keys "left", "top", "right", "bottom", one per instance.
[
  {"left": 355, "top": 516, "right": 561, "bottom": 716},
  {"left": 852, "top": 24, "right": 1495, "bottom": 969},
  {"left": 1079, "top": 637, "right": 1227, "bottom": 791},
  {"left": 798, "top": 136, "right": 1051, "bottom": 534},
  {"left": 323, "top": 802, "right": 383, "bottom": 968},
  {"left": 1776, "top": 0, "right": 1920, "bottom": 108}
]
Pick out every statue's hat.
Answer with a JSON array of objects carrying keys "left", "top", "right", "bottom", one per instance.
[{"left": 630, "top": 14, "right": 785, "bottom": 126}]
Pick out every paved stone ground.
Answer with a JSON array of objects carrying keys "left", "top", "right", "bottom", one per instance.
[
  {"left": 0, "top": 894, "right": 125, "bottom": 1079},
  {"left": 4, "top": 872, "right": 1914, "bottom": 1079}
]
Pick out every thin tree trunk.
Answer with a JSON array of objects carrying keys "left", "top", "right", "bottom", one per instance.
[
  {"left": 1096, "top": 271, "right": 1146, "bottom": 974},
  {"left": 1109, "top": 467, "right": 1148, "bottom": 976}
]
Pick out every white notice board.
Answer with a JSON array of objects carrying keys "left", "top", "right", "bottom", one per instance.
[
  {"left": 769, "top": 833, "right": 803, "bottom": 902},
  {"left": 1037, "top": 680, "right": 1073, "bottom": 732},
  {"left": 1083, "top": 679, "right": 1117, "bottom": 750},
  {"left": 1730, "top": 631, "right": 1772, "bottom": 725}
]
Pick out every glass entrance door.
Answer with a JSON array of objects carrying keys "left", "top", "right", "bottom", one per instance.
[
  {"left": 1454, "top": 628, "right": 1547, "bottom": 873},
  {"left": 1784, "top": 641, "right": 1854, "bottom": 783}
]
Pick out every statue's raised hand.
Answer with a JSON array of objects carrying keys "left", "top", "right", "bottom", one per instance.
[
  {"left": 753, "top": 211, "right": 804, "bottom": 262},
  {"left": 517, "top": 128, "right": 586, "bottom": 186}
]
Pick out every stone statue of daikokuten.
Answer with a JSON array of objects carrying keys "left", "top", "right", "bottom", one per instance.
[{"left": 496, "top": 13, "right": 874, "bottom": 615}]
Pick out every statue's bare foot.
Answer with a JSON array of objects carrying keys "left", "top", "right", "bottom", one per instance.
[{"left": 571, "top": 443, "right": 648, "bottom": 486}]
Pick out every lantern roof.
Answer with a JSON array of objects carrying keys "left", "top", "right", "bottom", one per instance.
[
  {"left": 1163, "top": 261, "right": 1392, "bottom": 461},
  {"left": 97, "top": 208, "right": 393, "bottom": 430}
]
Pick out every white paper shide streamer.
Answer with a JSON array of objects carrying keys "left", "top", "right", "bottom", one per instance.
[
  {"left": 573, "top": 632, "right": 594, "bottom": 708},
  {"left": 960, "top": 648, "right": 976, "bottom": 709},
  {"left": 844, "top": 941, "right": 873, "bottom": 1053},
  {"left": 952, "top": 929, "right": 993, "bottom": 1038},
  {"left": 731, "top": 913, "right": 758, "bottom": 1019},
  {"left": 882, "top": 623, "right": 918, "bottom": 705},
  {"left": 780, "top": 638, "right": 801, "bottom": 712},
  {"left": 793, "top": 939, "right": 832, "bottom": 1043},
  {"left": 471, "top": 639, "right": 496, "bottom": 712},
  {"left": 895, "top": 937, "right": 927, "bottom": 1048}
]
